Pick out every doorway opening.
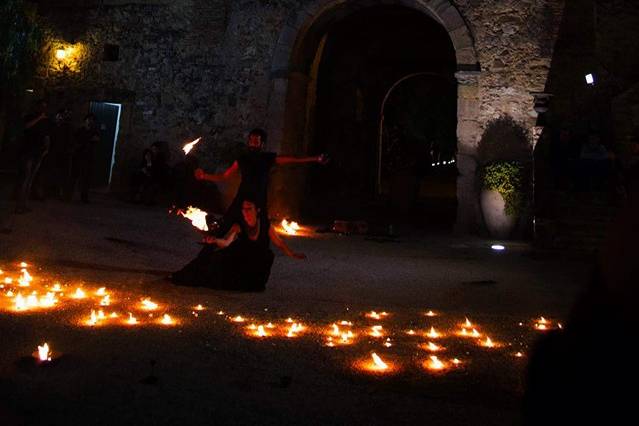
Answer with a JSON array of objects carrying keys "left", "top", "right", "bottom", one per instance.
[{"left": 89, "top": 101, "right": 121, "bottom": 188}]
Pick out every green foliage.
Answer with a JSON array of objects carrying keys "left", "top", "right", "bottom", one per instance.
[
  {"left": 482, "top": 161, "right": 523, "bottom": 216},
  {"left": 0, "top": 0, "right": 43, "bottom": 92}
]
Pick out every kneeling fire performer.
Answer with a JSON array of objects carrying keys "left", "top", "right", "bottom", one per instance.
[{"left": 171, "top": 199, "right": 305, "bottom": 291}]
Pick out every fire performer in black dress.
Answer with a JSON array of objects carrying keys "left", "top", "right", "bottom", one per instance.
[
  {"left": 194, "top": 128, "right": 327, "bottom": 235},
  {"left": 171, "top": 199, "right": 305, "bottom": 291}
]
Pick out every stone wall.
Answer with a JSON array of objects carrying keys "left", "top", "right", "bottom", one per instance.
[{"left": 35, "top": 0, "right": 566, "bottom": 231}]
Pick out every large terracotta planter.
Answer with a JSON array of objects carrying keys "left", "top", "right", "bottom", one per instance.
[{"left": 480, "top": 189, "right": 517, "bottom": 239}]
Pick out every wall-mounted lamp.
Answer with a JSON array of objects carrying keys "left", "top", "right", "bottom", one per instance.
[
  {"left": 55, "top": 49, "right": 67, "bottom": 61},
  {"left": 585, "top": 73, "right": 595, "bottom": 86}
]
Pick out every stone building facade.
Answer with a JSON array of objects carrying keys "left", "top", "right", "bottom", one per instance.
[{"left": 35, "top": 0, "right": 566, "bottom": 232}]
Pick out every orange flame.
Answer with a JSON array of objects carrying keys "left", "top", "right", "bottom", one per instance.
[
  {"left": 280, "top": 219, "right": 300, "bottom": 235},
  {"left": 37, "top": 343, "right": 51, "bottom": 362},
  {"left": 371, "top": 353, "right": 388, "bottom": 370},
  {"left": 182, "top": 137, "right": 202, "bottom": 155},
  {"left": 180, "top": 206, "right": 209, "bottom": 232}
]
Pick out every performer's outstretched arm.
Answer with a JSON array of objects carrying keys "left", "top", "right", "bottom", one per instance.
[
  {"left": 269, "top": 227, "right": 306, "bottom": 259},
  {"left": 275, "top": 154, "right": 329, "bottom": 166},
  {"left": 194, "top": 161, "right": 239, "bottom": 182},
  {"left": 203, "top": 224, "right": 240, "bottom": 248}
]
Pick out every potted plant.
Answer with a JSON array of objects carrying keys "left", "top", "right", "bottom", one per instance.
[{"left": 480, "top": 161, "right": 523, "bottom": 239}]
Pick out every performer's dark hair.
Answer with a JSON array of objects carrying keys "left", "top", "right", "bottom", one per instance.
[{"left": 249, "top": 128, "right": 267, "bottom": 144}]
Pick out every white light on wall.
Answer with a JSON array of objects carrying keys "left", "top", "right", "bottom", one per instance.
[{"left": 585, "top": 73, "right": 595, "bottom": 85}]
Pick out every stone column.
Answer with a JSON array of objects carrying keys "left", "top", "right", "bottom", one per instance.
[
  {"left": 268, "top": 71, "right": 311, "bottom": 219},
  {"left": 454, "top": 70, "right": 482, "bottom": 235}
]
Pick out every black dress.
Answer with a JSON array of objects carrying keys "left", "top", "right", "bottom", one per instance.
[{"left": 171, "top": 214, "right": 274, "bottom": 292}]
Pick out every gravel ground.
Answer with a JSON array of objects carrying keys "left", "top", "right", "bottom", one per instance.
[{"left": 0, "top": 195, "right": 588, "bottom": 425}]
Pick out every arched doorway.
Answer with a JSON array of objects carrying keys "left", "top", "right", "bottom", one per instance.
[{"left": 267, "top": 0, "right": 480, "bottom": 231}]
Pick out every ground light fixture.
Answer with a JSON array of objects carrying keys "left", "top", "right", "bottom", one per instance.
[{"left": 491, "top": 244, "right": 506, "bottom": 251}]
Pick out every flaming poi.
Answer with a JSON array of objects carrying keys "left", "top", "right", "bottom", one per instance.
[
  {"left": 182, "top": 137, "right": 202, "bottom": 155},
  {"left": 179, "top": 206, "right": 209, "bottom": 232}
]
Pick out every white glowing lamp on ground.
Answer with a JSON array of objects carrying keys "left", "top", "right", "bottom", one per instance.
[
  {"left": 425, "top": 310, "right": 437, "bottom": 317},
  {"left": 231, "top": 315, "right": 246, "bottom": 323},
  {"left": 194, "top": 304, "right": 205, "bottom": 311},
  {"left": 37, "top": 343, "right": 52, "bottom": 362},
  {"left": 256, "top": 325, "right": 268, "bottom": 337},
  {"left": 180, "top": 206, "right": 209, "bottom": 232},
  {"left": 182, "top": 137, "right": 202, "bottom": 155}
]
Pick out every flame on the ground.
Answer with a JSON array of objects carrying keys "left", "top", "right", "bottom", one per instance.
[
  {"left": 425, "top": 356, "right": 446, "bottom": 371},
  {"left": 194, "top": 304, "right": 204, "bottom": 311},
  {"left": 406, "top": 329, "right": 416, "bottom": 335},
  {"left": 371, "top": 353, "right": 388, "bottom": 370},
  {"left": 140, "top": 298, "right": 158, "bottom": 310},
  {"left": 384, "top": 338, "right": 392, "bottom": 347},
  {"left": 96, "top": 287, "right": 106, "bottom": 296},
  {"left": 161, "top": 314, "right": 175, "bottom": 325},
  {"left": 287, "top": 323, "right": 305, "bottom": 337},
  {"left": 126, "top": 313, "right": 138, "bottom": 325},
  {"left": 481, "top": 337, "right": 496, "bottom": 348},
  {"left": 37, "top": 342, "right": 51, "bottom": 362},
  {"left": 182, "top": 137, "right": 202, "bottom": 155},
  {"left": 425, "top": 310, "right": 437, "bottom": 317},
  {"left": 100, "top": 295, "right": 110, "bottom": 306},
  {"left": 72, "top": 288, "right": 86, "bottom": 299},
  {"left": 18, "top": 269, "right": 32, "bottom": 287},
  {"left": 180, "top": 206, "right": 209, "bottom": 232},
  {"left": 231, "top": 315, "right": 245, "bottom": 323},
  {"left": 421, "top": 342, "right": 442, "bottom": 352},
  {"left": 426, "top": 327, "right": 442, "bottom": 338},
  {"left": 257, "top": 325, "right": 268, "bottom": 337},
  {"left": 369, "top": 325, "right": 384, "bottom": 337}
]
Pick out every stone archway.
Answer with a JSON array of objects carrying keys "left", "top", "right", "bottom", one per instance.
[{"left": 267, "top": 0, "right": 480, "bottom": 231}]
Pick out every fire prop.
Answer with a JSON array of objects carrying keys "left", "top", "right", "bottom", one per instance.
[
  {"left": 426, "top": 327, "right": 442, "bottom": 339},
  {"left": 280, "top": 219, "right": 301, "bottom": 235},
  {"left": 182, "top": 137, "right": 202, "bottom": 155},
  {"left": 179, "top": 206, "right": 209, "bottom": 232}
]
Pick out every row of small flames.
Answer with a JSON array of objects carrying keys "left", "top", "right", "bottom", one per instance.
[{"left": 2, "top": 263, "right": 558, "bottom": 374}]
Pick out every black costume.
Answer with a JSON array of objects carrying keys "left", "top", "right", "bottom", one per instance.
[
  {"left": 68, "top": 125, "right": 99, "bottom": 202},
  {"left": 172, "top": 213, "right": 274, "bottom": 292},
  {"left": 15, "top": 113, "right": 52, "bottom": 211},
  {"left": 216, "top": 150, "right": 276, "bottom": 235}
]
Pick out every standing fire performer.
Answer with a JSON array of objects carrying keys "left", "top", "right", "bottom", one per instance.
[
  {"left": 194, "top": 128, "right": 328, "bottom": 235},
  {"left": 170, "top": 199, "right": 305, "bottom": 291}
]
